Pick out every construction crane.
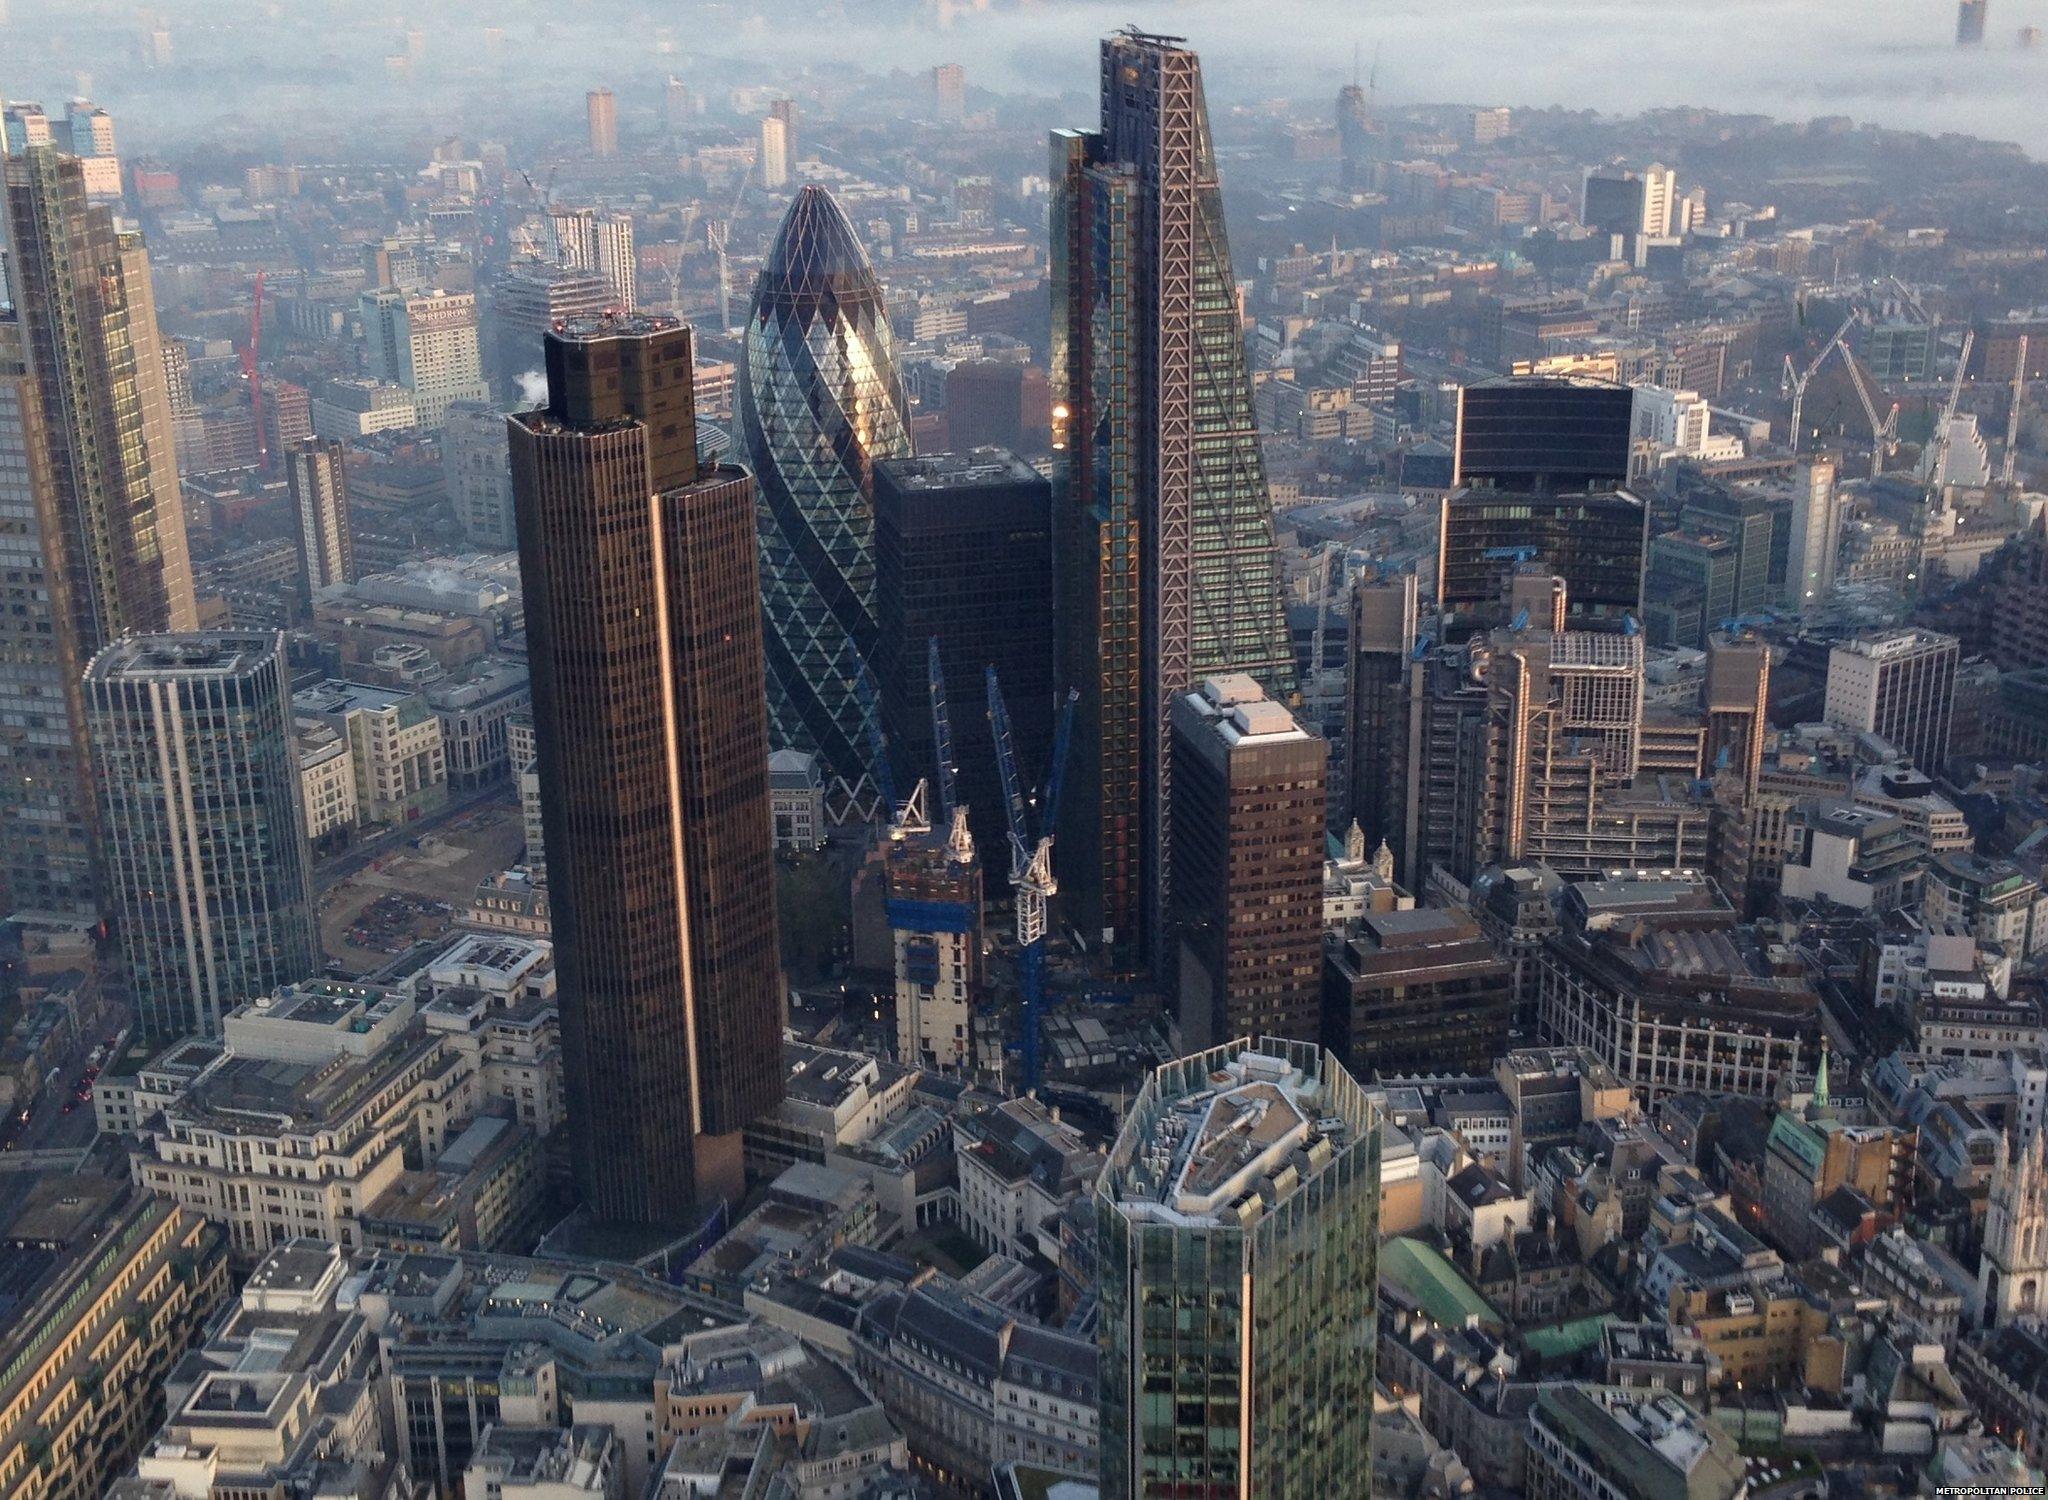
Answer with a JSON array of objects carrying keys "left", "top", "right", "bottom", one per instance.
[
  {"left": 710, "top": 165, "right": 752, "bottom": 330},
  {"left": 857, "top": 665, "right": 896, "bottom": 824},
  {"left": 1782, "top": 311, "right": 1860, "bottom": 455},
  {"left": 927, "top": 637, "right": 958, "bottom": 824},
  {"left": 987, "top": 669, "right": 1076, "bottom": 1095},
  {"left": 2003, "top": 334, "right": 2030, "bottom": 490},
  {"left": 1922, "top": 329, "right": 1976, "bottom": 487},
  {"left": 1305, "top": 543, "right": 1340, "bottom": 704},
  {"left": 1836, "top": 343, "right": 1900, "bottom": 479},
  {"left": 243, "top": 270, "right": 266, "bottom": 468}
]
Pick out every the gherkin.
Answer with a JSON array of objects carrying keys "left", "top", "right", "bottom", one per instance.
[{"left": 738, "top": 184, "right": 911, "bottom": 820}]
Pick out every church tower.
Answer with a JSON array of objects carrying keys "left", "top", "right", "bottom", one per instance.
[{"left": 1980, "top": 1127, "right": 2048, "bottom": 1328}]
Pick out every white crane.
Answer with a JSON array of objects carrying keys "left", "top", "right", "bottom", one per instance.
[
  {"left": 710, "top": 166, "right": 752, "bottom": 331},
  {"left": 1782, "top": 311, "right": 1860, "bottom": 455},
  {"left": 1921, "top": 329, "right": 1976, "bottom": 488},
  {"left": 1837, "top": 343, "right": 1900, "bottom": 479}
]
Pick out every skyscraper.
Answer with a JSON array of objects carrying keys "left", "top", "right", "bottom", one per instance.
[
  {"left": 738, "top": 184, "right": 912, "bottom": 820},
  {"left": 1170, "top": 677, "right": 1326, "bottom": 1051},
  {"left": 284, "top": 436, "right": 353, "bottom": 608},
  {"left": 0, "top": 142, "right": 196, "bottom": 919},
  {"left": 511, "top": 315, "right": 784, "bottom": 1224},
  {"left": 85, "top": 633, "right": 318, "bottom": 1041},
  {"left": 1343, "top": 570, "right": 1419, "bottom": 859},
  {"left": 1783, "top": 456, "right": 1842, "bottom": 611},
  {"left": 872, "top": 449, "right": 1055, "bottom": 865},
  {"left": 1052, "top": 30, "right": 1295, "bottom": 977},
  {"left": 585, "top": 88, "right": 617, "bottom": 158},
  {"left": 1959, "top": 0, "right": 1990, "bottom": 44},
  {"left": 1098, "top": 1037, "right": 1379, "bottom": 1497}
]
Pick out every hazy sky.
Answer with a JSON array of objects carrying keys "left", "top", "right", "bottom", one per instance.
[{"left": 7, "top": 0, "right": 2048, "bottom": 157}]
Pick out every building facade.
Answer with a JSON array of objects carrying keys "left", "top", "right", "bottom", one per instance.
[
  {"left": 1052, "top": 32, "right": 1296, "bottom": 978},
  {"left": 738, "top": 184, "right": 912, "bottom": 823},
  {"left": 1098, "top": 1038, "right": 1379, "bottom": 1498},
  {"left": 86, "top": 633, "right": 320, "bottom": 1040},
  {"left": 1824, "top": 627, "right": 1960, "bottom": 772},
  {"left": 0, "top": 145, "right": 196, "bottom": 919},
  {"left": 511, "top": 315, "right": 784, "bottom": 1223},
  {"left": 285, "top": 436, "right": 354, "bottom": 609}
]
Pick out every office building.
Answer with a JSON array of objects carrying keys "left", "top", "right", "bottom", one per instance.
[
  {"left": 586, "top": 87, "right": 617, "bottom": 157},
  {"left": 545, "top": 206, "right": 637, "bottom": 312},
  {"left": 1682, "top": 484, "right": 1778, "bottom": 618},
  {"left": 443, "top": 400, "right": 517, "bottom": 548},
  {"left": 1171, "top": 676, "right": 1326, "bottom": 1051},
  {"left": 873, "top": 449, "right": 1054, "bottom": 862},
  {"left": 309, "top": 376, "right": 417, "bottom": 439},
  {"left": 1098, "top": 1038, "right": 1379, "bottom": 1498},
  {"left": 0, "top": 1178, "right": 230, "bottom": 1500},
  {"left": 1960, "top": 0, "right": 1990, "bottom": 44},
  {"left": 1436, "top": 487, "right": 1647, "bottom": 619},
  {"left": 1525, "top": 1387, "right": 1745, "bottom": 1500},
  {"left": 1782, "top": 457, "right": 1842, "bottom": 611},
  {"left": 87, "top": 633, "right": 319, "bottom": 1041},
  {"left": 944, "top": 359, "right": 1051, "bottom": 455},
  {"left": 1336, "top": 74, "right": 1377, "bottom": 190},
  {"left": 511, "top": 315, "right": 784, "bottom": 1223},
  {"left": 886, "top": 805, "right": 983, "bottom": 1072},
  {"left": 739, "top": 185, "right": 912, "bottom": 820},
  {"left": 294, "top": 678, "right": 447, "bottom": 823},
  {"left": 0, "top": 145, "right": 196, "bottom": 918},
  {"left": 285, "top": 436, "right": 354, "bottom": 609},
  {"left": 932, "top": 63, "right": 966, "bottom": 121},
  {"left": 491, "top": 261, "right": 612, "bottom": 390},
  {"left": 1824, "top": 628, "right": 1960, "bottom": 772},
  {"left": 759, "top": 114, "right": 791, "bottom": 189},
  {"left": 1343, "top": 571, "right": 1419, "bottom": 851},
  {"left": 1453, "top": 376, "right": 1635, "bottom": 490},
  {"left": 1052, "top": 31, "right": 1295, "bottom": 977},
  {"left": 1581, "top": 163, "right": 1678, "bottom": 249},
  {"left": 1323, "top": 906, "right": 1513, "bottom": 1079},
  {"left": 360, "top": 286, "right": 490, "bottom": 429}
]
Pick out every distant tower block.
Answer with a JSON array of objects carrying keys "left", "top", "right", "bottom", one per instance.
[
  {"left": 932, "top": 63, "right": 965, "bottom": 122},
  {"left": 1958, "top": 0, "right": 1989, "bottom": 44},
  {"left": 585, "top": 87, "right": 618, "bottom": 157}
]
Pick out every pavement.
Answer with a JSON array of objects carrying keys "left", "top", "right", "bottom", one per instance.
[
  {"left": 316, "top": 797, "right": 528, "bottom": 976},
  {"left": 315, "top": 784, "right": 516, "bottom": 893}
]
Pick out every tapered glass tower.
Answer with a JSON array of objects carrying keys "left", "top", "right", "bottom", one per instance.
[
  {"left": 738, "top": 184, "right": 911, "bottom": 821},
  {"left": 1052, "top": 30, "right": 1294, "bottom": 977}
]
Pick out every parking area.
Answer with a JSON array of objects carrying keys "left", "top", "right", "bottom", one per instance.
[{"left": 317, "top": 803, "right": 528, "bottom": 975}]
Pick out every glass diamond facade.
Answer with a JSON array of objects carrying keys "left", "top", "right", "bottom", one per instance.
[{"left": 738, "top": 185, "right": 911, "bottom": 817}]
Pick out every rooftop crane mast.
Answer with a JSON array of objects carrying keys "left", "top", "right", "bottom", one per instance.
[
  {"left": 988, "top": 670, "right": 1077, "bottom": 1095},
  {"left": 709, "top": 165, "right": 751, "bottom": 331}
]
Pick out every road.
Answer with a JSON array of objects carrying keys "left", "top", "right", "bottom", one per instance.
[
  {"left": 314, "top": 784, "right": 517, "bottom": 894},
  {"left": 1, "top": 995, "right": 129, "bottom": 1161}
]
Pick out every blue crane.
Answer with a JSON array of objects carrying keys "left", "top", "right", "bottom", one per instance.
[
  {"left": 927, "top": 638, "right": 959, "bottom": 823},
  {"left": 986, "top": 670, "right": 1078, "bottom": 1094}
]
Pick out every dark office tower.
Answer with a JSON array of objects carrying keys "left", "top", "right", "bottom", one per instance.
[
  {"left": 1437, "top": 488, "right": 1648, "bottom": 621},
  {"left": 1171, "top": 677, "right": 1326, "bottom": 1051},
  {"left": 284, "top": 437, "right": 353, "bottom": 610},
  {"left": 1344, "top": 571, "right": 1419, "bottom": 861},
  {"left": 85, "top": 634, "right": 317, "bottom": 1041},
  {"left": 1052, "top": 30, "right": 1295, "bottom": 977},
  {"left": 1683, "top": 484, "right": 1777, "bottom": 617},
  {"left": 872, "top": 450, "right": 1054, "bottom": 863},
  {"left": 1959, "top": 0, "right": 1989, "bottom": 44},
  {"left": 1098, "top": 1038, "right": 1378, "bottom": 1499},
  {"left": 1, "top": 143, "right": 195, "bottom": 919},
  {"left": 1453, "top": 376, "right": 1635, "bottom": 490},
  {"left": 944, "top": 360, "right": 1034, "bottom": 453},
  {"left": 1704, "top": 632, "right": 1771, "bottom": 800},
  {"left": 510, "top": 316, "right": 784, "bottom": 1225},
  {"left": 739, "top": 184, "right": 912, "bottom": 821}
]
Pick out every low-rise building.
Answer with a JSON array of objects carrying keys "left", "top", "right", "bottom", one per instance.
[
  {"left": 295, "top": 678, "right": 448, "bottom": 823},
  {"left": 0, "top": 1178, "right": 232, "bottom": 1500},
  {"left": 953, "top": 1097, "right": 1102, "bottom": 1263},
  {"left": 298, "top": 718, "right": 359, "bottom": 846},
  {"left": 462, "top": 1426, "right": 623, "bottom": 1500},
  {"left": 1524, "top": 1385, "right": 1745, "bottom": 1500}
]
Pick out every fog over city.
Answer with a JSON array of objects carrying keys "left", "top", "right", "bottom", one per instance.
[{"left": 6, "top": 0, "right": 2047, "bottom": 153}]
